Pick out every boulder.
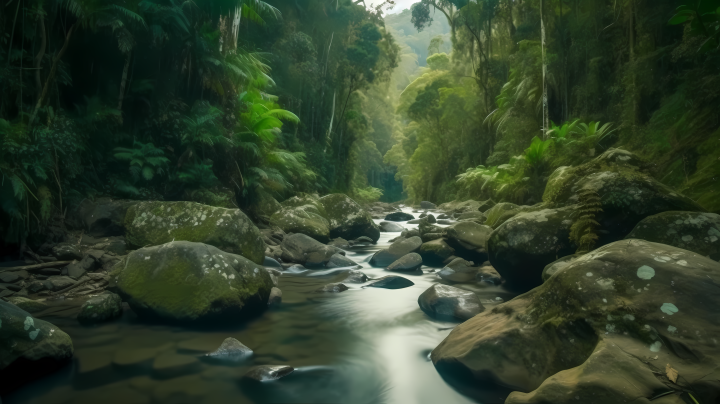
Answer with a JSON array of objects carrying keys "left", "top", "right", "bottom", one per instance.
[
  {"left": 326, "top": 253, "right": 359, "bottom": 269},
  {"left": 343, "top": 270, "right": 368, "bottom": 283},
  {"left": 438, "top": 200, "right": 483, "bottom": 214},
  {"left": 444, "top": 222, "right": 493, "bottom": 262},
  {"left": 315, "top": 283, "right": 349, "bottom": 293},
  {"left": 70, "top": 197, "right": 137, "bottom": 237},
  {"left": 205, "top": 337, "right": 253, "bottom": 361},
  {"left": 62, "top": 255, "right": 97, "bottom": 280},
  {"left": 268, "top": 287, "right": 282, "bottom": 305},
  {"left": 280, "top": 233, "right": 337, "bottom": 267},
  {"left": 263, "top": 257, "right": 282, "bottom": 268},
  {"left": 432, "top": 239, "right": 720, "bottom": 404},
  {"left": 0, "top": 272, "right": 21, "bottom": 284},
  {"left": 114, "top": 241, "right": 273, "bottom": 324},
  {"left": 320, "top": 194, "right": 380, "bottom": 242},
  {"left": 328, "top": 237, "right": 350, "bottom": 249},
  {"left": 484, "top": 202, "right": 539, "bottom": 229},
  {"left": 420, "top": 201, "right": 437, "bottom": 209},
  {"left": 437, "top": 258, "right": 479, "bottom": 283},
  {"left": 426, "top": 214, "right": 436, "bottom": 224},
  {"left": 366, "top": 276, "right": 414, "bottom": 289},
  {"left": 419, "top": 239, "right": 455, "bottom": 266},
  {"left": 43, "top": 276, "right": 77, "bottom": 292},
  {"left": 487, "top": 206, "right": 577, "bottom": 290},
  {"left": 6, "top": 297, "right": 48, "bottom": 313},
  {"left": 475, "top": 265, "right": 503, "bottom": 285},
  {"left": 457, "top": 211, "right": 486, "bottom": 222},
  {"left": 384, "top": 212, "right": 415, "bottom": 221},
  {"left": 125, "top": 201, "right": 265, "bottom": 264},
  {"left": 0, "top": 301, "right": 74, "bottom": 395},
  {"left": 418, "top": 284, "right": 484, "bottom": 321},
  {"left": 270, "top": 205, "right": 331, "bottom": 243},
  {"left": 543, "top": 148, "right": 705, "bottom": 244},
  {"left": 379, "top": 221, "right": 405, "bottom": 232},
  {"left": 77, "top": 291, "right": 123, "bottom": 325},
  {"left": 369, "top": 236, "right": 422, "bottom": 267},
  {"left": 253, "top": 188, "right": 282, "bottom": 218},
  {"left": 625, "top": 211, "right": 720, "bottom": 259},
  {"left": 542, "top": 253, "right": 585, "bottom": 282},
  {"left": 421, "top": 232, "right": 444, "bottom": 242},
  {"left": 51, "top": 243, "right": 83, "bottom": 261},
  {"left": 386, "top": 253, "right": 423, "bottom": 272},
  {"left": 281, "top": 194, "right": 325, "bottom": 213},
  {"left": 244, "top": 365, "right": 294, "bottom": 382}
]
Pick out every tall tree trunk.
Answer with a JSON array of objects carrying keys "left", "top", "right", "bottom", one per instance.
[
  {"left": 34, "top": 16, "right": 47, "bottom": 102},
  {"left": 629, "top": 1, "right": 637, "bottom": 127},
  {"left": 540, "top": 0, "right": 549, "bottom": 138},
  {"left": 323, "top": 91, "right": 336, "bottom": 153},
  {"left": 30, "top": 25, "right": 75, "bottom": 127},
  {"left": 117, "top": 51, "right": 132, "bottom": 122}
]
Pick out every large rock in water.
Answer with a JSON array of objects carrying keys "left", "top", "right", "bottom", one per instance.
[
  {"left": 432, "top": 240, "right": 720, "bottom": 404},
  {"left": 444, "top": 222, "right": 493, "bottom": 262},
  {"left": 487, "top": 206, "right": 577, "bottom": 290},
  {"left": 418, "top": 284, "right": 484, "bottom": 321},
  {"left": 0, "top": 301, "right": 74, "bottom": 395},
  {"left": 543, "top": 148, "right": 705, "bottom": 244},
  {"left": 125, "top": 201, "right": 265, "bottom": 264},
  {"left": 370, "top": 236, "right": 422, "bottom": 267},
  {"left": 69, "top": 197, "right": 137, "bottom": 236},
  {"left": 484, "top": 202, "right": 539, "bottom": 229},
  {"left": 114, "top": 241, "right": 273, "bottom": 324},
  {"left": 280, "top": 233, "right": 337, "bottom": 267},
  {"left": 625, "top": 211, "right": 720, "bottom": 260},
  {"left": 319, "top": 194, "right": 380, "bottom": 242},
  {"left": 270, "top": 204, "right": 330, "bottom": 243}
]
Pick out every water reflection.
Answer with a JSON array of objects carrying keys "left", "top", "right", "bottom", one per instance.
[{"left": 5, "top": 207, "right": 515, "bottom": 404}]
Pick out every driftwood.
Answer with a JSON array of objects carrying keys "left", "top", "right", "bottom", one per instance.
[{"left": 0, "top": 261, "right": 71, "bottom": 274}]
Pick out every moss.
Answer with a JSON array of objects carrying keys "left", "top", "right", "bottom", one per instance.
[{"left": 269, "top": 204, "right": 330, "bottom": 242}]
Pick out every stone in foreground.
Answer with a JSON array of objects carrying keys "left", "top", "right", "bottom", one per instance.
[
  {"left": 280, "top": 233, "right": 338, "bottom": 267},
  {"left": 370, "top": 236, "right": 422, "bottom": 267},
  {"left": 205, "top": 337, "right": 253, "bottom": 361},
  {"left": 366, "top": 276, "right": 414, "bottom": 290},
  {"left": 386, "top": 253, "right": 423, "bottom": 272},
  {"left": 244, "top": 365, "right": 295, "bottom": 382},
  {"left": 113, "top": 241, "right": 273, "bottom": 324},
  {"left": 625, "top": 211, "right": 720, "bottom": 259},
  {"left": 418, "top": 284, "right": 484, "bottom": 321},
  {"left": 384, "top": 212, "right": 415, "bottom": 221},
  {"left": 432, "top": 240, "right": 720, "bottom": 404},
  {"left": 77, "top": 291, "right": 123, "bottom": 325}
]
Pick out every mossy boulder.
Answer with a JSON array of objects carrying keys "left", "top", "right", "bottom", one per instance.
[
  {"left": 253, "top": 188, "right": 282, "bottom": 218},
  {"left": 319, "top": 194, "right": 380, "bottom": 242},
  {"left": 487, "top": 206, "right": 577, "bottom": 290},
  {"left": 484, "top": 202, "right": 539, "bottom": 229},
  {"left": 418, "top": 284, "right": 484, "bottom": 321},
  {"left": 69, "top": 197, "right": 137, "bottom": 237},
  {"left": 433, "top": 239, "right": 720, "bottom": 404},
  {"left": 124, "top": 201, "right": 265, "bottom": 264},
  {"left": 0, "top": 301, "right": 74, "bottom": 395},
  {"left": 280, "top": 233, "right": 338, "bottom": 267},
  {"left": 77, "top": 291, "right": 123, "bottom": 325},
  {"left": 419, "top": 239, "right": 455, "bottom": 266},
  {"left": 543, "top": 148, "right": 705, "bottom": 244},
  {"left": 114, "top": 241, "right": 273, "bottom": 324},
  {"left": 370, "top": 236, "right": 423, "bottom": 267},
  {"left": 270, "top": 205, "right": 330, "bottom": 243},
  {"left": 625, "top": 211, "right": 720, "bottom": 259},
  {"left": 281, "top": 194, "right": 326, "bottom": 214}
]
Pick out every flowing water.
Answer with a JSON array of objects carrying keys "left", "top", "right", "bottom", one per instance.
[{"left": 5, "top": 208, "right": 517, "bottom": 404}]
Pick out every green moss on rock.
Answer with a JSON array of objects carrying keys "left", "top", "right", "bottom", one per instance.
[
  {"left": 319, "top": 194, "right": 380, "bottom": 242},
  {"left": 270, "top": 204, "right": 330, "bottom": 242}
]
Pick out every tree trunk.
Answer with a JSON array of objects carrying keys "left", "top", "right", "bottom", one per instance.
[
  {"left": 30, "top": 25, "right": 75, "bottom": 127},
  {"left": 35, "top": 16, "right": 47, "bottom": 102},
  {"left": 540, "top": 0, "right": 549, "bottom": 138},
  {"left": 117, "top": 51, "right": 132, "bottom": 122}
]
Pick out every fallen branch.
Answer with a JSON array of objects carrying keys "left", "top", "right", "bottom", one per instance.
[{"left": 0, "top": 261, "right": 71, "bottom": 274}]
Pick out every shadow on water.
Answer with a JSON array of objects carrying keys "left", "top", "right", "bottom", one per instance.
[{"left": 434, "top": 361, "right": 515, "bottom": 404}]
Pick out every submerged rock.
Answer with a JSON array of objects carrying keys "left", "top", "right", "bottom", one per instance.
[
  {"left": 386, "top": 253, "right": 423, "bottom": 272},
  {"left": 625, "top": 211, "right": 720, "bottom": 259},
  {"left": 268, "top": 287, "right": 282, "bottom": 305},
  {"left": 379, "top": 221, "right": 405, "bottom": 232},
  {"left": 125, "top": 201, "right": 265, "bottom": 264},
  {"left": 326, "top": 253, "right": 359, "bottom": 269},
  {"left": 244, "top": 365, "right": 294, "bottom": 382},
  {"left": 114, "top": 241, "right": 273, "bottom": 324},
  {"left": 280, "top": 233, "right": 337, "bottom": 267},
  {"left": 77, "top": 291, "right": 123, "bottom": 325},
  {"left": 315, "top": 283, "right": 349, "bottom": 293},
  {"left": 206, "top": 337, "right": 253, "bottom": 361},
  {"left": 370, "top": 236, "right": 423, "bottom": 267},
  {"left": 418, "top": 284, "right": 484, "bottom": 321},
  {"left": 384, "top": 212, "right": 415, "bottom": 222},
  {"left": 343, "top": 270, "right": 368, "bottom": 283},
  {"left": 437, "top": 258, "right": 478, "bottom": 283},
  {"left": 432, "top": 239, "right": 720, "bottom": 404},
  {"left": 366, "top": 276, "right": 414, "bottom": 289},
  {"left": 320, "top": 194, "right": 380, "bottom": 242},
  {"left": 0, "top": 301, "right": 74, "bottom": 395}
]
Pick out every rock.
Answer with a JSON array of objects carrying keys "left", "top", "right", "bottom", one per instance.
[
  {"left": 488, "top": 206, "right": 577, "bottom": 290},
  {"left": 0, "top": 301, "right": 74, "bottom": 395},
  {"left": 400, "top": 229, "right": 420, "bottom": 238},
  {"left": 477, "top": 199, "right": 496, "bottom": 213},
  {"left": 437, "top": 214, "right": 450, "bottom": 219},
  {"left": 263, "top": 257, "right": 282, "bottom": 268},
  {"left": 0, "top": 289, "right": 14, "bottom": 298},
  {"left": 343, "top": 270, "right": 368, "bottom": 283},
  {"left": 268, "top": 287, "right": 282, "bottom": 305},
  {"left": 384, "top": 212, "right": 415, "bottom": 221},
  {"left": 63, "top": 256, "right": 97, "bottom": 280},
  {"left": 280, "top": 233, "right": 337, "bottom": 267},
  {"left": 386, "top": 253, "right": 423, "bottom": 272},
  {"left": 27, "top": 281, "right": 47, "bottom": 294},
  {"left": 326, "top": 253, "right": 359, "bottom": 269},
  {"left": 114, "top": 241, "right": 273, "bottom": 324},
  {"left": 407, "top": 218, "right": 422, "bottom": 224},
  {"left": 426, "top": 214, "right": 437, "bottom": 224},
  {"left": 77, "top": 291, "right": 123, "bottom": 325},
  {"left": 281, "top": 194, "right": 325, "bottom": 212},
  {"left": 351, "top": 236, "right": 374, "bottom": 245},
  {"left": 0, "top": 272, "right": 21, "bottom": 283},
  {"left": 475, "top": 265, "right": 503, "bottom": 285},
  {"left": 432, "top": 239, "right": 720, "bottom": 403},
  {"left": 6, "top": 297, "right": 48, "bottom": 313},
  {"left": 125, "top": 201, "right": 265, "bottom": 264},
  {"left": 542, "top": 253, "right": 585, "bottom": 282},
  {"left": 420, "top": 201, "right": 437, "bottom": 209},
  {"left": 437, "top": 258, "right": 478, "bottom": 283},
  {"left": 544, "top": 148, "right": 705, "bottom": 244},
  {"left": 366, "top": 276, "right": 414, "bottom": 289},
  {"left": 43, "top": 276, "right": 77, "bottom": 291},
  {"left": 418, "top": 284, "right": 484, "bottom": 321},
  {"left": 315, "top": 283, "right": 349, "bottom": 293},
  {"left": 484, "top": 202, "right": 539, "bottom": 228},
  {"left": 369, "top": 236, "right": 423, "bottom": 267},
  {"left": 444, "top": 222, "right": 493, "bottom": 262},
  {"left": 457, "top": 211, "right": 486, "bottom": 222},
  {"left": 328, "top": 238, "right": 350, "bottom": 249},
  {"left": 436, "top": 219, "right": 453, "bottom": 225},
  {"left": 421, "top": 232, "right": 444, "bottom": 242},
  {"left": 205, "top": 337, "right": 253, "bottom": 361},
  {"left": 253, "top": 188, "right": 282, "bottom": 218},
  {"left": 320, "top": 194, "right": 380, "bottom": 242},
  {"left": 99, "top": 254, "right": 122, "bottom": 271},
  {"left": 625, "top": 211, "right": 720, "bottom": 259},
  {"left": 270, "top": 204, "right": 331, "bottom": 243},
  {"left": 51, "top": 243, "right": 83, "bottom": 261},
  {"left": 379, "top": 221, "right": 404, "bottom": 232},
  {"left": 70, "top": 197, "right": 137, "bottom": 237},
  {"left": 244, "top": 365, "right": 294, "bottom": 382},
  {"left": 419, "top": 239, "right": 455, "bottom": 266}
]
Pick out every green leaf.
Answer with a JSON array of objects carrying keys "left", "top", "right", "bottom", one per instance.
[{"left": 142, "top": 166, "right": 154, "bottom": 181}]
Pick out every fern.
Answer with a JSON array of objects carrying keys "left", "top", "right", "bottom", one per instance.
[
  {"left": 570, "top": 188, "right": 604, "bottom": 253},
  {"left": 114, "top": 141, "right": 169, "bottom": 182}
]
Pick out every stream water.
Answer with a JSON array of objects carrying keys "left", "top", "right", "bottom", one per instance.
[{"left": 5, "top": 208, "right": 517, "bottom": 404}]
